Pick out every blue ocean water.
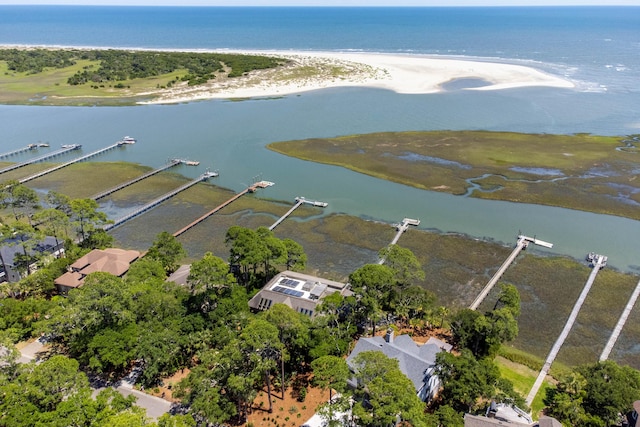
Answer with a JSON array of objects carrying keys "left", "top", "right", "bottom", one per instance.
[{"left": 1, "top": 6, "right": 639, "bottom": 96}]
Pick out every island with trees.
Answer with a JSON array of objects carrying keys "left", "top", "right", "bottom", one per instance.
[{"left": 0, "top": 48, "right": 287, "bottom": 105}]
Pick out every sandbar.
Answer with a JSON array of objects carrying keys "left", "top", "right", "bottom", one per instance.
[{"left": 139, "top": 50, "right": 575, "bottom": 105}]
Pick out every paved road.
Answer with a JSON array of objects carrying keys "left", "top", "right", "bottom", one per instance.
[{"left": 17, "top": 339, "right": 171, "bottom": 419}]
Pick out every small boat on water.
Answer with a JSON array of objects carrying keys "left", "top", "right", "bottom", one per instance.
[
  {"left": 61, "top": 144, "right": 81, "bottom": 149},
  {"left": 185, "top": 160, "right": 200, "bottom": 166},
  {"left": 117, "top": 136, "right": 137, "bottom": 145}
]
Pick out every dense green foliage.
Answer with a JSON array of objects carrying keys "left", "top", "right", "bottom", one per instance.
[
  {"left": 451, "top": 284, "right": 520, "bottom": 358},
  {"left": 0, "top": 48, "right": 285, "bottom": 86},
  {"left": 0, "top": 48, "right": 77, "bottom": 73},
  {"left": 2, "top": 181, "right": 640, "bottom": 426},
  {"left": 545, "top": 361, "right": 640, "bottom": 426},
  {"left": 0, "top": 354, "right": 160, "bottom": 426}
]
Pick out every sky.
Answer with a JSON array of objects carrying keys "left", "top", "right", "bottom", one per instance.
[{"left": 1, "top": 0, "right": 639, "bottom": 5}]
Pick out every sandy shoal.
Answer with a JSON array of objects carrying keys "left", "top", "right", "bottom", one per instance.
[{"left": 139, "top": 50, "right": 575, "bottom": 104}]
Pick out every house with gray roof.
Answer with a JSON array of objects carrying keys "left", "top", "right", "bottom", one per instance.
[
  {"left": 464, "top": 402, "right": 561, "bottom": 427},
  {"left": 248, "top": 270, "right": 352, "bottom": 318},
  {"left": 345, "top": 329, "right": 452, "bottom": 402},
  {"left": 0, "top": 236, "right": 64, "bottom": 283}
]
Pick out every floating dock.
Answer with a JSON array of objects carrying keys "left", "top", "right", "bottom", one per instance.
[
  {"left": 599, "top": 275, "right": 640, "bottom": 361},
  {"left": 0, "top": 145, "right": 81, "bottom": 175},
  {"left": 18, "top": 143, "right": 133, "bottom": 184},
  {"left": 377, "top": 218, "right": 420, "bottom": 264},
  {"left": 469, "top": 234, "right": 553, "bottom": 310},
  {"left": 173, "top": 180, "right": 274, "bottom": 238},
  {"left": 268, "top": 196, "right": 328, "bottom": 231},
  {"left": 0, "top": 144, "right": 48, "bottom": 160},
  {"left": 92, "top": 159, "right": 182, "bottom": 200},
  {"left": 104, "top": 171, "right": 218, "bottom": 232},
  {"left": 525, "top": 253, "right": 607, "bottom": 406}
]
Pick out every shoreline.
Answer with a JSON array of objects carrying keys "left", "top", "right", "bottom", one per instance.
[
  {"left": 0, "top": 44, "right": 575, "bottom": 105},
  {"left": 140, "top": 49, "right": 575, "bottom": 104}
]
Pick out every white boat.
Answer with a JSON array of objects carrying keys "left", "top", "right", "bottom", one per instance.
[
  {"left": 61, "top": 144, "right": 81, "bottom": 149},
  {"left": 118, "top": 136, "right": 137, "bottom": 144}
]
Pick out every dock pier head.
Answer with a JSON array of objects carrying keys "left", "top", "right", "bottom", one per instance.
[
  {"left": 0, "top": 144, "right": 48, "bottom": 160},
  {"left": 268, "top": 196, "right": 328, "bottom": 231},
  {"left": 0, "top": 145, "right": 81, "bottom": 176},
  {"left": 19, "top": 143, "right": 134, "bottom": 184},
  {"left": 469, "top": 234, "right": 553, "bottom": 311},
  {"left": 525, "top": 253, "right": 607, "bottom": 406},
  {"left": 377, "top": 218, "right": 420, "bottom": 264}
]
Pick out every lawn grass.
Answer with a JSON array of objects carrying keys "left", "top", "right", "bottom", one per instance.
[
  {"left": 495, "top": 355, "right": 551, "bottom": 418},
  {"left": 268, "top": 131, "right": 640, "bottom": 220}
]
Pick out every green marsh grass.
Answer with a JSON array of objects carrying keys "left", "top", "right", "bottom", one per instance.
[
  {"left": 8, "top": 160, "right": 640, "bottom": 372},
  {"left": 269, "top": 131, "right": 640, "bottom": 220}
]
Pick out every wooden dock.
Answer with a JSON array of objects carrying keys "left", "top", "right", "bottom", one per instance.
[
  {"left": 19, "top": 143, "right": 132, "bottom": 184},
  {"left": 0, "top": 145, "right": 81, "bottom": 175},
  {"left": 378, "top": 218, "right": 420, "bottom": 264},
  {"left": 268, "top": 196, "right": 328, "bottom": 231},
  {"left": 104, "top": 171, "right": 218, "bottom": 232},
  {"left": 92, "top": 159, "right": 183, "bottom": 200},
  {"left": 526, "top": 253, "right": 607, "bottom": 406},
  {"left": 173, "top": 180, "right": 274, "bottom": 238},
  {"left": 0, "top": 144, "right": 47, "bottom": 160},
  {"left": 599, "top": 275, "right": 640, "bottom": 361},
  {"left": 469, "top": 234, "right": 553, "bottom": 310}
]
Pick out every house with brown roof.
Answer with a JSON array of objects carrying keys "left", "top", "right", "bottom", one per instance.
[
  {"left": 248, "top": 270, "right": 352, "bottom": 317},
  {"left": 54, "top": 248, "right": 140, "bottom": 293}
]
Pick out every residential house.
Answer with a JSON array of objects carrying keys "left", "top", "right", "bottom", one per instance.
[
  {"left": 345, "top": 329, "right": 452, "bottom": 402},
  {"left": 54, "top": 248, "right": 140, "bottom": 293},
  {"left": 248, "top": 270, "right": 352, "bottom": 317},
  {"left": 464, "top": 402, "right": 562, "bottom": 427},
  {"left": 0, "top": 236, "right": 64, "bottom": 283}
]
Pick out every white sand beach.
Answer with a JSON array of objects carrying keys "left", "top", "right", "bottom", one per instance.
[{"left": 139, "top": 50, "right": 575, "bottom": 105}]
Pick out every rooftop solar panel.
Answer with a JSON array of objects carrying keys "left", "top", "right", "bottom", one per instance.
[{"left": 272, "top": 286, "right": 304, "bottom": 298}]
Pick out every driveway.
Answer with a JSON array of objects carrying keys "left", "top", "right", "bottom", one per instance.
[{"left": 17, "top": 339, "right": 171, "bottom": 419}]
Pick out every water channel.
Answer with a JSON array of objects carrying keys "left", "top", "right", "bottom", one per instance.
[{"left": 2, "top": 86, "right": 639, "bottom": 272}]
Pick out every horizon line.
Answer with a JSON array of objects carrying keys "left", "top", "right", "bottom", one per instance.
[{"left": 1, "top": 3, "right": 639, "bottom": 7}]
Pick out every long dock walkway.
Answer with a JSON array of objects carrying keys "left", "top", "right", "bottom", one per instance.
[
  {"left": 0, "top": 145, "right": 80, "bottom": 175},
  {"left": 377, "top": 218, "right": 420, "bottom": 264},
  {"left": 469, "top": 235, "right": 553, "bottom": 310},
  {"left": 268, "top": 196, "right": 327, "bottom": 231},
  {"left": 526, "top": 253, "right": 607, "bottom": 406},
  {"left": 469, "top": 237, "right": 528, "bottom": 310},
  {"left": 0, "top": 144, "right": 47, "bottom": 160},
  {"left": 599, "top": 276, "right": 640, "bottom": 361},
  {"left": 19, "top": 143, "right": 131, "bottom": 184},
  {"left": 104, "top": 171, "right": 218, "bottom": 232},
  {"left": 173, "top": 180, "right": 274, "bottom": 238},
  {"left": 92, "top": 160, "right": 182, "bottom": 200}
]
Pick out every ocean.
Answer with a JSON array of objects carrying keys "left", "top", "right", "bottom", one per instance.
[{"left": 0, "top": 5, "right": 639, "bottom": 273}]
